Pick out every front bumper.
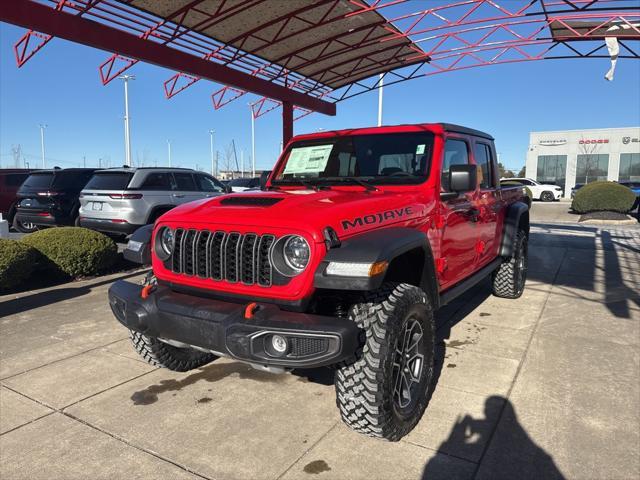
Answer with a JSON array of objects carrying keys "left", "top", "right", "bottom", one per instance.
[{"left": 108, "top": 280, "right": 361, "bottom": 368}]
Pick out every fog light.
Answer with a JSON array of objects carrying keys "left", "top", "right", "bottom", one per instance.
[{"left": 271, "top": 334, "right": 288, "bottom": 355}]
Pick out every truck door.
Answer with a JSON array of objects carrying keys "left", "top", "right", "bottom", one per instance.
[
  {"left": 438, "top": 137, "right": 479, "bottom": 289},
  {"left": 472, "top": 140, "right": 501, "bottom": 267}
]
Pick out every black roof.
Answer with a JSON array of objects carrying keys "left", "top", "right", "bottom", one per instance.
[{"left": 440, "top": 123, "right": 494, "bottom": 140}]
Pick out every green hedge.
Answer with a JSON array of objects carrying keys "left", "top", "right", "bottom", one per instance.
[
  {"left": 0, "top": 239, "right": 39, "bottom": 291},
  {"left": 21, "top": 227, "right": 117, "bottom": 278},
  {"left": 571, "top": 181, "right": 636, "bottom": 214}
]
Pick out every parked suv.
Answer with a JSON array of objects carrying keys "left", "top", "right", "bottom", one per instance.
[
  {"left": 500, "top": 177, "right": 562, "bottom": 201},
  {"left": 227, "top": 176, "right": 260, "bottom": 192},
  {"left": 109, "top": 123, "right": 529, "bottom": 441},
  {"left": 79, "top": 168, "right": 227, "bottom": 235},
  {"left": 13, "top": 168, "right": 96, "bottom": 233},
  {"left": 0, "top": 169, "right": 31, "bottom": 228}
]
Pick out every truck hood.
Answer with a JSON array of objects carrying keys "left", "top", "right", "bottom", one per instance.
[{"left": 160, "top": 188, "right": 431, "bottom": 242}]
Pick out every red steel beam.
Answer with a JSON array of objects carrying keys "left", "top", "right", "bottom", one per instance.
[{"left": 0, "top": 0, "right": 336, "bottom": 115}]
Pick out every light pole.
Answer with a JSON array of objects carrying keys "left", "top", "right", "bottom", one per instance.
[
  {"left": 39, "top": 124, "right": 47, "bottom": 168},
  {"left": 249, "top": 105, "right": 256, "bottom": 177},
  {"left": 377, "top": 73, "right": 384, "bottom": 127},
  {"left": 209, "top": 130, "right": 216, "bottom": 176},
  {"left": 118, "top": 75, "right": 135, "bottom": 166},
  {"left": 167, "top": 139, "right": 172, "bottom": 167}
]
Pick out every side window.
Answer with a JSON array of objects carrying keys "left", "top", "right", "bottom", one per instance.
[
  {"left": 140, "top": 172, "right": 173, "bottom": 191},
  {"left": 474, "top": 143, "right": 494, "bottom": 189},
  {"left": 195, "top": 174, "right": 224, "bottom": 193},
  {"left": 173, "top": 173, "right": 197, "bottom": 191},
  {"left": 441, "top": 139, "right": 470, "bottom": 192}
]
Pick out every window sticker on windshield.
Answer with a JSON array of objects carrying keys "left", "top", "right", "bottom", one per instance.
[
  {"left": 416, "top": 144, "right": 426, "bottom": 155},
  {"left": 283, "top": 144, "right": 333, "bottom": 174}
]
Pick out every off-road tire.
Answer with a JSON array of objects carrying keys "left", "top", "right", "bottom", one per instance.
[
  {"left": 540, "top": 191, "right": 554, "bottom": 202},
  {"left": 492, "top": 229, "right": 528, "bottom": 299},
  {"left": 335, "top": 283, "right": 435, "bottom": 441},
  {"left": 129, "top": 330, "right": 217, "bottom": 371}
]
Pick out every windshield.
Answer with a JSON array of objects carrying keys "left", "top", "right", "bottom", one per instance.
[
  {"left": 273, "top": 133, "right": 434, "bottom": 186},
  {"left": 84, "top": 172, "right": 133, "bottom": 190},
  {"left": 21, "top": 173, "right": 54, "bottom": 189}
]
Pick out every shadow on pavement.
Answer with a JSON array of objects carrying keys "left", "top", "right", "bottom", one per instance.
[
  {"left": 0, "top": 270, "right": 146, "bottom": 317},
  {"left": 422, "top": 396, "right": 565, "bottom": 480},
  {"left": 528, "top": 223, "right": 639, "bottom": 319}
]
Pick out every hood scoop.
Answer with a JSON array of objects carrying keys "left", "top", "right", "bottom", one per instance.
[{"left": 219, "top": 196, "right": 283, "bottom": 207}]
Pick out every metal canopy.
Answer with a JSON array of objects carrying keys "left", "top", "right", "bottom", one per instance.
[{"left": 125, "top": 0, "right": 426, "bottom": 90}]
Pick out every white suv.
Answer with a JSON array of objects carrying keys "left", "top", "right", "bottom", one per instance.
[
  {"left": 79, "top": 168, "right": 228, "bottom": 236},
  {"left": 500, "top": 178, "right": 563, "bottom": 201}
]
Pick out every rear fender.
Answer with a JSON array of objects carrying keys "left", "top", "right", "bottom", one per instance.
[{"left": 500, "top": 202, "right": 529, "bottom": 257}]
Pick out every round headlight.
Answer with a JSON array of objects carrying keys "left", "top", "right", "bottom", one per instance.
[
  {"left": 283, "top": 235, "right": 310, "bottom": 272},
  {"left": 156, "top": 227, "right": 174, "bottom": 259}
]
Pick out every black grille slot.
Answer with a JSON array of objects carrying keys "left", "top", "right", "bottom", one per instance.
[
  {"left": 170, "top": 230, "right": 274, "bottom": 286},
  {"left": 224, "top": 233, "right": 241, "bottom": 283},
  {"left": 258, "top": 235, "right": 275, "bottom": 286},
  {"left": 209, "top": 231, "right": 225, "bottom": 280},
  {"left": 172, "top": 229, "right": 184, "bottom": 273},
  {"left": 183, "top": 230, "right": 197, "bottom": 275},
  {"left": 195, "top": 231, "right": 209, "bottom": 277},
  {"left": 289, "top": 337, "right": 329, "bottom": 358},
  {"left": 240, "top": 234, "right": 258, "bottom": 284},
  {"left": 220, "top": 196, "right": 283, "bottom": 207}
]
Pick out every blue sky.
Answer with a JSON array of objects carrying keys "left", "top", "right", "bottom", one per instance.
[{"left": 1, "top": 21, "right": 639, "bottom": 174}]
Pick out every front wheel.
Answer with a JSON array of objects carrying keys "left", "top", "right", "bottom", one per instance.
[
  {"left": 540, "top": 191, "right": 555, "bottom": 202},
  {"left": 492, "top": 230, "right": 528, "bottom": 299},
  {"left": 335, "top": 283, "right": 435, "bottom": 441},
  {"left": 129, "top": 331, "right": 217, "bottom": 372},
  {"left": 12, "top": 216, "right": 38, "bottom": 234}
]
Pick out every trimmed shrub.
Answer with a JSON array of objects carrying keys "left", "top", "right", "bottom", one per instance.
[
  {"left": 0, "top": 239, "right": 39, "bottom": 291},
  {"left": 571, "top": 181, "right": 636, "bottom": 214},
  {"left": 22, "top": 227, "right": 117, "bottom": 278}
]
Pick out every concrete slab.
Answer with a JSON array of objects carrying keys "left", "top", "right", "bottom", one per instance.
[
  {"left": 441, "top": 320, "right": 531, "bottom": 361},
  {"left": 0, "top": 413, "right": 199, "bottom": 480},
  {"left": 281, "top": 425, "right": 477, "bottom": 480},
  {"left": 0, "top": 386, "right": 52, "bottom": 434},
  {"left": 479, "top": 334, "right": 640, "bottom": 480},
  {"left": 406, "top": 386, "right": 504, "bottom": 463},
  {"left": 3, "top": 350, "right": 156, "bottom": 409},
  {"left": 66, "top": 358, "right": 340, "bottom": 480}
]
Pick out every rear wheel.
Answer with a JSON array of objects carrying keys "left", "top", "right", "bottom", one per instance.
[
  {"left": 129, "top": 331, "right": 217, "bottom": 372},
  {"left": 492, "top": 230, "right": 528, "bottom": 299},
  {"left": 335, "top": 283, "right": 435, "bottom": 441},
  {"left": 540, "top": 191, "right": 554, "bottom": 202},
  {"left": 12, "top": 216, "right": 38, "bottom": 234}
]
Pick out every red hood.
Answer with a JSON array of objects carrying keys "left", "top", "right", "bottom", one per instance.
[{"left": 159, "top": 187, "right": 434, "bottom": 243}]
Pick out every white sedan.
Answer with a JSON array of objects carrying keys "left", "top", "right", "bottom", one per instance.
[{"left": 501, "top": 178, "right": 563, "bottom": 201}]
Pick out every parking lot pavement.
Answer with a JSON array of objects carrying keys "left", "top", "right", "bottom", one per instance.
[{"left": 1, "top": 223, "right": 639, "bottom": 480}]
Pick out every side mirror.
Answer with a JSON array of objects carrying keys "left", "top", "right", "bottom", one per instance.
[
  {"left": 224, "top": 184, "right": 232, "bottom": 194},
  {"left": 260, "top": 170, "right": 272, "bottom": 191},
  {"left": 449, "top": 164, "right": 477, "bottom": 193}
]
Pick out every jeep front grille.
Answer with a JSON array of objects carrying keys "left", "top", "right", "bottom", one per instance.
[{"left": 171, "top": 229, "right": 275, "bottom": 287}]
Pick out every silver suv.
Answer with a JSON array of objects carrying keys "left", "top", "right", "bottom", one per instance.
[{"left": 79, "top": 168, "right": 227, "bottom": 235}]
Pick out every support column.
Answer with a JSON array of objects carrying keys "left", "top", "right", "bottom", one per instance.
[{"left": 282, "top": 101, "right": 293, "bottom": 147}]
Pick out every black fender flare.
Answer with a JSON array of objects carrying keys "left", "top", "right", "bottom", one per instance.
[
  {"left": 123, "top": 224, "right": 153, "bottom": 265},
  {"left": 314, "top": 227, "right": 439, "bottom": 306},
  {"left": 500, "top": 201, "right": 530, "bottom": 257}
]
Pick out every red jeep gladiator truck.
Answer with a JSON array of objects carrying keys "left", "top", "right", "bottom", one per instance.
[{"left": 109, "top": 123, "right": 529, "bottom": 441}]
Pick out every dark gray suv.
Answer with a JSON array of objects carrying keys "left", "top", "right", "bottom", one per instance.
[{"left": 79, "top": 168, "right": 227, "bottom": 235}]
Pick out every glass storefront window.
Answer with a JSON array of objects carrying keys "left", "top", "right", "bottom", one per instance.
[
  {"left": 619, "top": 153, "right": 640, "bottom": 181},
  {"left": 536, "top": 155, "right": 567, "bottom": 188},
  {"left": 576, "top": 154, "right": 609, "bottom": 184}
]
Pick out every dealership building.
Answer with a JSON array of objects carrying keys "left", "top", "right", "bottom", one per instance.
[{"left": 525, "top": 127, "right": 640, "bottom": 196}]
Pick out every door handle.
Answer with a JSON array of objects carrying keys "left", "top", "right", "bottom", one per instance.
[{"left": 172, "top": 193, "right": 184, "bottom": 198}]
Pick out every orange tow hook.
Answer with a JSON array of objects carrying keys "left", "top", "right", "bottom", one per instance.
[
  {"left": 244, "top": 302, "right": 259, "bottom": 319},
  {"left": 141, "top": 284, "right": 155, "bottom": 299}
]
